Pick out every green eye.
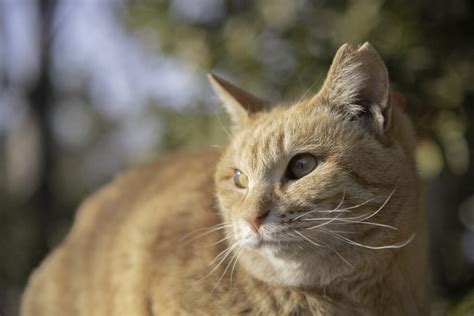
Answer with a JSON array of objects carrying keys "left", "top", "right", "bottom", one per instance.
[
  {"left": 233, "top": 169, "right": 249, "bottom": 188},
  {"left": 287, "top": 154, "right": 319, "bottom": 180}
]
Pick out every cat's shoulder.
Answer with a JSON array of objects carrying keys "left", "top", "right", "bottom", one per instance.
[
  {"left": 112, "top": 147, "right": 222, "bottom": 187},
  {"left": 86, "top": 147, "right": 221, "bottom": 200},
  {"left": 70, "top": 148, "right": 222, "bottom": 237}
]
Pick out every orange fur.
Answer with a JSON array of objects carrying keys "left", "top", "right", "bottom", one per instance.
[{"left": 21, "top": 43, "right": 430, "bottom": 315}]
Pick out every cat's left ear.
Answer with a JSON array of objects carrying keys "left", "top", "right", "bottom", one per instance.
[
  {"left": 318, "top": 42, "right": 392, "bottom": 135},
  {"left": 208, "top": 73, "right": 271, "bottom": 129}
]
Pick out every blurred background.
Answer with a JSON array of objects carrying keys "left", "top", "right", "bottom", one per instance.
[{"left": 0, "top": 0, "right": 473, "bottom": 314}]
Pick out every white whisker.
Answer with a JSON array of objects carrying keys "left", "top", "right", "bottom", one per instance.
[
  {"left": 317, "top": 238, "right": 355, "bottom": 271},
  {"left": 229, "top": 249, "right": 242, "bottom": 288},
  {"left": 320, "top": 188, "right": 396, "bottom": 222},
  {"left": 306, "top": 214, "right": 343, "bottom": 230},
  {"left": 296, "top": 73, "right": 323, "bottom": 103},
  {"left": 295, "top": 187, "right": 395, "bottom": 224},
  {"left": 358, "top": 187, "right": 396, "bottom": 222},
  {"left": 329, "top": 219, "right": 398, "bottom": 231},
  {"left": 315, "top": 209, "right": 351, "bottom": 214},
  {"left": 286, "top": 232, "right": 304, "bottom": 250},
  {"left": 317, "top": 197, "right": 375, "bottom": 213},
  {"left": 325, "top": 229, "right": 357, "bottom": 235},
  {"left": 180, "top": 223, "right": 232, "bottom": 240},
  {"left": 322, "top": 229, "right": 416, "bottom": 250},
  {"left": 180, "top": 223, "right": 233, "bottom": 244},
  {"left": 301, "top": 217, "right": 338, "bottom": 221},
  {"left": 335, "top": 190, "right": 346, "bottom": 210},
  {"left": 206, "top": 235, "right": 233, "bottom": 247},
  {"left": 215, "top": 112, "right": 234, "bottom": 141},
  {"left": 293, "top": 230, "right": 322, "bottom": 247},
  {"left": 200, "top": 243, "right": 238, "bottom": 282},
  {"left": 344, "top": 198, "right": 376, "bottom": 210},
  {"left": 302, "top": 217, "right": 398, "bottom": 231},
  {"left": 209, "top": 243, "right": 236, "bottom": 267},
  {"left": 212, "top": 247, "right": 240, "bottom": 293},
  {"left": 294, "top": 191, "right": 346, "bottom": 220}
]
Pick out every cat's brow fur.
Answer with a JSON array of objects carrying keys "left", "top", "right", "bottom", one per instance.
[{"left": 21, "top": 43, "right": 430, "bottom": 316}]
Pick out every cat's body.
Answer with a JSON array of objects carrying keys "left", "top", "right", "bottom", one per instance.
[
  {"left": 21, "top": 43, "right": 430, "bottom": 315},
  {"left": 20, "top": 149, "right": 361, "bottom": 315}
]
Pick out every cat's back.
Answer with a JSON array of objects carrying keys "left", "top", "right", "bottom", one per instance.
[{"left": 21, "top": 148, "right": 223, "bottom": 316}]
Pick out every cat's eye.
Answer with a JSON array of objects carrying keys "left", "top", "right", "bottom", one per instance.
[
  {"left": 233, "top": 169, "right": 249, "bottom": 189},
  {"left": 287, "top": 154, "right": 319, "bottom": 180}
]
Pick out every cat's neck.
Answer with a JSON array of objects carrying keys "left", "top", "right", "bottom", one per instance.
[{"left": 235, "top": 238, "right": 427, "bottom": 315}]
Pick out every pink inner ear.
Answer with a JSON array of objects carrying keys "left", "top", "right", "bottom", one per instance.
[{"left": 391, "top": 91, "right": 406, "bottom": 112}]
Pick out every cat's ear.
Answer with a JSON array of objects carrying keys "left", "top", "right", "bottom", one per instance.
[
  {"left": 318, "top": 42, "right": 392, "bottom": 135},
  {"left": 208, "top": 73, "right": 271, "bottom": 128}
]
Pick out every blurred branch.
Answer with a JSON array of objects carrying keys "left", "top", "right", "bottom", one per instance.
[{"left": 26, "top": 0, "right": 58, "bottom": 262}]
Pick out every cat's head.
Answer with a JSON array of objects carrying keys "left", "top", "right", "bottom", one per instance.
[{"left": 212, "top": 43, "right": 419, "bottom": 287}]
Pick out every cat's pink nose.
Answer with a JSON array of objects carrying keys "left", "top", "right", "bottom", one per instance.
[{"left": 243, "top": 210, "right": 270, "bottom": 231}]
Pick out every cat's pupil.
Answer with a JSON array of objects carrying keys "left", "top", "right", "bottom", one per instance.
[{"left": 287, "top": 154, "right": 318, "bottom": 180}]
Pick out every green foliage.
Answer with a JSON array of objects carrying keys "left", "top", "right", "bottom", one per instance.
[
  {"left": 156, "top": 108, "right": 229, "bottom": 151},
  {"left": 126, "top": 0, "right": 474, "bottom": 179},
  {"left": 450, "top": 290, "right": 474, "bottom": 315}
]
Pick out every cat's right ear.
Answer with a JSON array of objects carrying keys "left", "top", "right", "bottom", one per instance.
[
  {"left": 317, "top": 43, "right": 392, "bottom": 137},
  {"left": 208, "top": 73, "right": 271, "bottom": 129}
]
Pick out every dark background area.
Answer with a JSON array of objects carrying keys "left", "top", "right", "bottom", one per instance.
[{"left": 1, "top": 0, "right": 473, "bottom": 315}]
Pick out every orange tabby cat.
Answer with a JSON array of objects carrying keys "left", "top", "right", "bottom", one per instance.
[{"left": 21, "top": 43, "right": 430, "bottom": 315}]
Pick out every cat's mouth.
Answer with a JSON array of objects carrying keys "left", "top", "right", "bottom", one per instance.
[
  {"left": 239, "top": 235, "right": 298, "bottom": 250},
  {"left": 234, "top": 220, "right": 299, "bottom": 250}
]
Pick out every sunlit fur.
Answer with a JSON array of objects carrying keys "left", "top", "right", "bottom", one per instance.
[
  {"left": 21, "top": 44, "right": 430, "bottom": 316},
  {"left": 215, "top": 96, "right": 429, "bottom": 313}
]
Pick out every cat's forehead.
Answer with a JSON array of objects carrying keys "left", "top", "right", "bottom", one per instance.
[
  {"left": 231, "top": 113, "right": 284, "bottom": 171},
  {"left": 231, "top": 103, "right": 341, "bottom": 170}
]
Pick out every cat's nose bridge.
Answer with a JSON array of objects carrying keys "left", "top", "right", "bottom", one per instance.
[
  {"left": 241, "top": 186, "right": 274, "bottom": 231},
  {"left": 244, "top": 184, "right": 273, "bottom": 207}
]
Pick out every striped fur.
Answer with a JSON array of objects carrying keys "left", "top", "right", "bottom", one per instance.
[{"left": 21, "top": 43, "right": 430, "bottom": 315}]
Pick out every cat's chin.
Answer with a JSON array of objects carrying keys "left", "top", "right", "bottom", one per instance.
[
  {"left": 237, "top": 235, "right": 296, "bottom": 250},
  {"left": 236, "top": 230, "right": 349, "bottom": 288},
  {"left": 238, "top": 244, "right": 332, "bottom": 288}
]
